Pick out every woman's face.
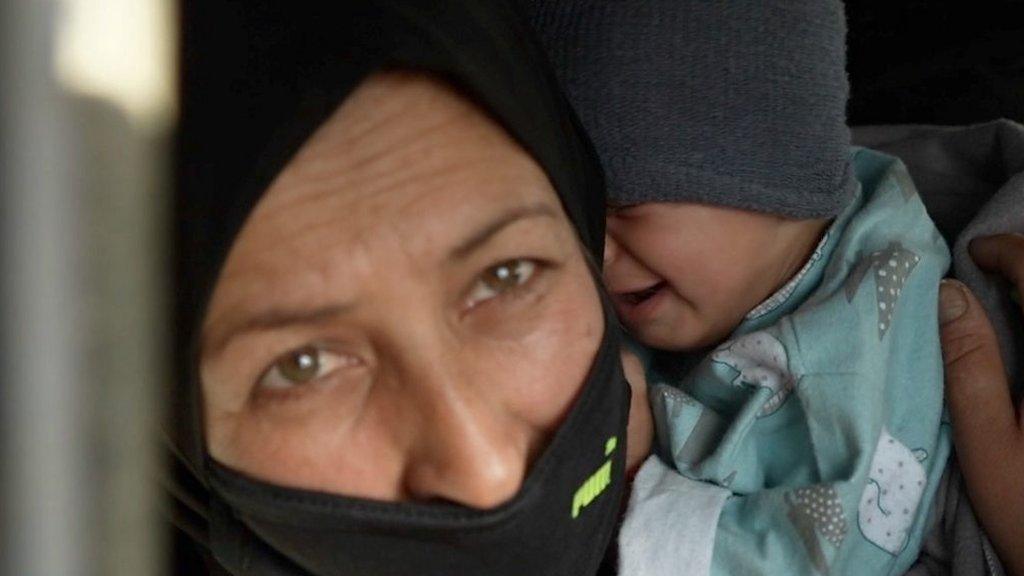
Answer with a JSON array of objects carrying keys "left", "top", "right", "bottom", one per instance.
[{"left": 200, "top": 72, "right": 605, "bottom": 509}]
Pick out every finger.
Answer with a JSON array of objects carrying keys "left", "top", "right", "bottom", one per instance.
[
  {"left": 939, "top": 280, "right": 1018, "bottom": 453},
  {"left": 938, "top": 280, "right": 1024, "bottom": 562},
  {"left": 968, "top": 233, "right": 1024, "bottom": 418},
  {"left": 969, "top": 233, "right": 1024, "bottom": 306}
]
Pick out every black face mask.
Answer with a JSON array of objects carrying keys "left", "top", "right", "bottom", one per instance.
[{"left": 205, "top": 320, "right": 629, "bottom": 576}]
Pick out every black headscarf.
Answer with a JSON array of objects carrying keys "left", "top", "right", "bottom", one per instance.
[{"left": 170, "top": 1, "right": 629, "bottom": 574}]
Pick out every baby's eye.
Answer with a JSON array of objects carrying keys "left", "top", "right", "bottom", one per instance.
[
  {"left": 258, "top": 346, "right": 358, "bottom": 392},
  {"left": 466, "top": 259, "right": 538, "bottom": 309}
]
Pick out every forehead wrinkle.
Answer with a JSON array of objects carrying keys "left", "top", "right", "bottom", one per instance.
[
  {"left": 242, "top": 148, "right": 447, "bottom": 258},
  {"left": 278, "top": 108, "right": 469, "bottom": 205},
  {"left": 248, "top": 153, "right": 482, "bottom": 260},
  {"left": 257, "top": 115, "right": 507, "bottom": 246},
  {"left": 274, "top": 74, "right": 499, "bottom": 208},
  {"left": 257, "top": 139, "right": 538, "bottom": 262},
  {"left": 311, "top": 71, "right": 484, "bottom": 155},
  {"left": 279, "top": 167, "right": 554, "bottom": 288},
  {"left": 233, "top": 169, "right": 454, "bottom": 290},
  {"left": 255, "top": 73, "right": 541, "bottom": 244},
  {"left": 292, "top": 142, "right": 487, "bottom": 226}
]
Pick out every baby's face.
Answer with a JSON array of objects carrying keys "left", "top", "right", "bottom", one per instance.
[{"left": 605, "top": 202, "right": 828, "bottom": 351}]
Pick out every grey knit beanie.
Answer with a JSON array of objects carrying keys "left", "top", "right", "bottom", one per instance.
[{"left": 520, "top": 0, "right": 856, "bottom": 219}]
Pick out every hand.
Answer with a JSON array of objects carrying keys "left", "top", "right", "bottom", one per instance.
[{"left": 938, "top": 234, "right": 1024, "bottom": 576}]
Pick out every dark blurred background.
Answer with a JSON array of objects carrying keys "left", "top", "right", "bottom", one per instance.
[{"left": 846, "top": 1, "right": 1024, "bottom": 125}]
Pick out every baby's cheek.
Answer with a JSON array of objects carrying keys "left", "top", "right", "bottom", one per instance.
[{"left": 693, "top": 258, "right": 767, "bottom": 317}]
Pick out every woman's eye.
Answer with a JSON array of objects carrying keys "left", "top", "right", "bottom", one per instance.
[
  {"left": 465, "top": 259, "right": 538, "bottom": 308},
  {"left": 257, "top": 346, "right": 356, "bottom": 392}
]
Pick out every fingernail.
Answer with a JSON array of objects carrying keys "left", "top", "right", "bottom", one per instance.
[{"left": 939, "top": 279, "right": 968, "bottom": 325}]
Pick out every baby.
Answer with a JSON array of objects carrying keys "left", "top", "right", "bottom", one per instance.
[{"left": 524, "top": 1, "right": 953, "bottom": 575}]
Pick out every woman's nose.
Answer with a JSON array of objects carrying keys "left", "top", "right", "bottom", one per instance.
[{"left": 401, "top": 373, "right": 528, "bottom": 509}]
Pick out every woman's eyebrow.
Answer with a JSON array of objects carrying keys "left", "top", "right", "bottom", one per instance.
[
  {"left": 205, "top": 304, "right": 351, "bottom": 357},
  {"left": 206, "top": 204, "right": 557, "bottom": 355},
  {"left": 450, "top": 203, "right": 558, "bottom": 260}
]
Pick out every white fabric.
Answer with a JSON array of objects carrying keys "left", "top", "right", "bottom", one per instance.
[{"left": 618, "top": 456, "right": 731, "bottom": 576}]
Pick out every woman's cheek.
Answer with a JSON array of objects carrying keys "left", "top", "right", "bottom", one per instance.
[
  {"left": 505, "top": 271, "right": 603, "bottom": 432},
  {"left": 218, "top": 394, "right": 406, "bottom": 499}
]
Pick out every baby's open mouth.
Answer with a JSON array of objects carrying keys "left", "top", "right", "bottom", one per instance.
[{"left": 620, "top": 281, "right": 667, "bottom": 306}]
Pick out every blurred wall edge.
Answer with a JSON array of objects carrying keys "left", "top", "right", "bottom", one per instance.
[{"left": 1, "top": 1, "right": 174, "bottom": 575}]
